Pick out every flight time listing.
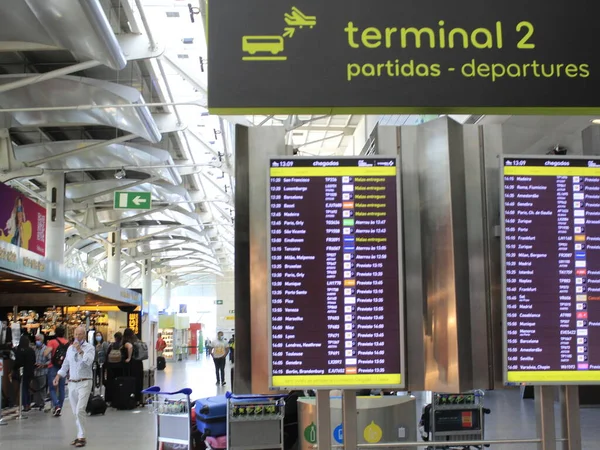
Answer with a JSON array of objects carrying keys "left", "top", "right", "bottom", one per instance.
[
  {"left": 269, "top": 158, "right": 403, "bottom": 388},
  {"left": 504, "top": 158, "right": 600, "bottom": 383}
]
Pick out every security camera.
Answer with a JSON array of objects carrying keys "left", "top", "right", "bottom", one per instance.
[{"left": 547, "top": 145, "right": 568, "bottom": 156}]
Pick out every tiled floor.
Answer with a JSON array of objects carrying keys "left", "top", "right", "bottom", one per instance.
[{"left": 0, "top": 355, "right": 598, "bottom": 449}]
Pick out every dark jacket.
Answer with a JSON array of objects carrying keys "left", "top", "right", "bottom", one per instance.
[{"left": 13, "top": 342, "right": 36, "bottom": 379}]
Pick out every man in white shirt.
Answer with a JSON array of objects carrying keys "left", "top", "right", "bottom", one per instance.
[
  {"left": 53, "top": 326, "right": 95, "bottom": 448},
  {"left": 210, "top": 331, "right": 229, "bottom": 386}
]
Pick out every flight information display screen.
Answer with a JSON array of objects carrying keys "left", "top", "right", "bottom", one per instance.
[
  {"left": 268, "top": 157, "right": 404, "bottom": 389},
  {"left": 503, "top": 156, "right": 600, "bottom": 384}
]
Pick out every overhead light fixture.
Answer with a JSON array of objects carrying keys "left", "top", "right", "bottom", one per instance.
[
  {"left": 114, "top": 168, "right": 126, "bottom": 180},
  {"left": 592, "top": 119, "right": 600, "bottom": 125}
]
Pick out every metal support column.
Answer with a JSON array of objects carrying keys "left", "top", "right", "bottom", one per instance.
[
  {"left": 106, "top": 229, "right": 122, "bottom": 286},
  {"left": 535, "top": 386, "right": 557, "bottom": 450},
  {"left": 342, "top": 390, "right": 358, "bottom": 450},
  {"left": 163, "top": 276, "right": 172, "bottom": 311},
  {"left": 560, "top": 386, "right": 582, "bottom": 450},
  {"left": 142, "top": 258, "right": 153, "bottom": 370},
  {"left": 45, "top": 172, "right": 66, "bottom": 263},
  {"left": 316, "top": 390, "right": 332, "bottom": 450}
]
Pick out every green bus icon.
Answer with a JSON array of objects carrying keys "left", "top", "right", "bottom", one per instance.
[{"left": 242, "top": 36, "right": 285, "bottom": 55}]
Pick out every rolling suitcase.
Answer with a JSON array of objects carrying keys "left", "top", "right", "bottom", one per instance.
[
  {"left": 112, "top": 376, "right": 137, "bottom": 410},
  {"left": 142, "top": 369, "right": 155, "bottom": 404},
  {"left": 87, "top": 363, "right": 107, "bottom": 415},
  {"left": 157, "top": 356, "right": 166, "bottom": 371},
  {"left": 195, "top": 394, "right": 227, "bottom": 437}
]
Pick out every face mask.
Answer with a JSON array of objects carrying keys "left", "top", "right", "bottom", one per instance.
[
  {"left": 95, "top": 336, "right": 102, "bottom": 342},
  {"left": 35, "top": 341, "right": 42, "bottom": 347}
]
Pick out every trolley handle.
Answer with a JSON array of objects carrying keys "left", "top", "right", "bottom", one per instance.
[
  {"left": 225, "top": 392, "right": 287, "bottom": 400},
  {"left": 142, "top": 386, "right": 193, "bottom": 396}
]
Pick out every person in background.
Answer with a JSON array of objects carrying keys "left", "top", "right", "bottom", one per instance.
[
  {"left": 156, "top": 333, "right": 167, "bottom": 357},
  {"left": 228, "top": 335, "right": 235, "bottom": 363},
  {"left": 12, "top": 334, "right": 35, "bottom": 411},
  {"left": 211, "top": 331, "right": 229, "bottom": 386},
  {"left": 53, "top": 326, "right": 95, "bottom": 448},
  {"left": 47, "top": 326, "right": 69, "bottom": 417},
  {"left": 122, "top": 328, "right": 144, "bottom": 406},
  {"left": 94, "top": 331, "right": 109, "bottom": 388},
  {"left": 32, "top": 334, "right": 50, "bottom": 410},
  {"left": 105, "top": 332, "right": 124, "bottom": 404},
  {"left": 205, "top": 338, "right": 211, "bottom": 356}
]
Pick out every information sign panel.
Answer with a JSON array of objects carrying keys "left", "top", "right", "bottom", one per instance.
[
  {"left": 209, "top": 0, "right": 600, "bottom": 115},
  {"left": 502, "top": 156, "right": 600, "bottom": 384},
  {"left": 268, "top": 157, "right": 404, "bottom": 389}
]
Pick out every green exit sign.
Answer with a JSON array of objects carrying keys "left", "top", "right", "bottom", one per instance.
[
  {"left": 114, "top": 191, "right": 152, "bottom": 210},
  {"left": 215, "top": 300, "right": 223, "bottom": 305}
]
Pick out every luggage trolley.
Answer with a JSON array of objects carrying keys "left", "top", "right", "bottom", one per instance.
[
  {"left": 226, "top": 392, "right": 287, "bottom": 450},
  {"left": 420, "top": 390, "right": 491, "bottom": 450},
  {"left": 143, "top": 386, "right": 194, "bottom": 450}
]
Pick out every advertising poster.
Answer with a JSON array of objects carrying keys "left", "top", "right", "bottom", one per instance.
[{"left": 0, "top": 182, "right": 46, "bottom": 256}]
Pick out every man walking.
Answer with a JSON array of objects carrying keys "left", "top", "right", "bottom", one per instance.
[
  {"left": 53, "top": 326, "right": 95, "bottom": 448},
  {"left": 156, "top": 333, "right": 167, "bottom": 357},
  {"left": 211, "top": 331, "right": 229, "bottom": 386},
  {"left": 47, "top": 326, "right": 69, "bottom": 416}
]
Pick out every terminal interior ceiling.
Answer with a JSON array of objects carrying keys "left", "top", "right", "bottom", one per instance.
[{"left": 0, "top": 0, "right": 598, "bottom": 293}]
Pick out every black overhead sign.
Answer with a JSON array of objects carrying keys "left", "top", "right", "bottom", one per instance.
[{"left": 207, "top": 0, "right": 600, "bottom": 114}]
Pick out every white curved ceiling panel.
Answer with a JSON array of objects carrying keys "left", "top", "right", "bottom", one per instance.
[
  {"left": 14, "top": 140, "right": 181, "bottom": 185},
  {"left": 0, "top": 0, "right": 126, "bottom": 69},
  {"left": 0, "top": 75, "right": 161, "bottom": 143},
  {"left": 66, "top": 180, "right": 190, "bottom": 206}
]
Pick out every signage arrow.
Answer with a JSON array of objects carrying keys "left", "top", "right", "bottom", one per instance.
[
  {"left": 132, "top": 196, "right": 147, "bottom": 206},
  {"left": 283, "top": 27, "right": 295, "bottom": 38}
]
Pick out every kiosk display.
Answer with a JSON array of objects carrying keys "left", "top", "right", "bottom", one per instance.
[
  {"left": 502, "top": 156, "right": 600, "bottom": 384},
  {"left": 268, "top": 157, "right": 404, "bottom": 389}
]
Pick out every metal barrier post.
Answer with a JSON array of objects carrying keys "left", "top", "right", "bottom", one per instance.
[
  {"left": 15, "top": 367, "right": 27, "bottom": 420},
  {"left": 342, "top": 390, "right": 358, "bottom": 450},
  {"left": 316, "top": 391, "right": 332, "bottom": 450},
  {"left": 535, "top": 386, "right": 555, "bottom": 450},
  {"left": 0, "top": 367, "right": 7, "bottom": 426},
  {"left": 559, "top": 386, "right": 582, "bottom": 450}
]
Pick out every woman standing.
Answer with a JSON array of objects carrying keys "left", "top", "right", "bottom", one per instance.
[
  {"left": 10, "top": 197, "right": 26, "bottom": 247},
  {"left": 94, "top": 331, "right": 109, "bottom": 389},
  {"left": 122, "top": 328, "right": 144, "bottom": 406},
  {"left": 13, "top": 334, "right": 35, "bottom": 411},
  {"left": 105, "top": 332, "right": 124, "bottom": 404}
]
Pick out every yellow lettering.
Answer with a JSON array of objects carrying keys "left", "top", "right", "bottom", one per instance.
[
  {"left": 347, "top": 63, "right": 361, "bottom": 81},
  {"left": 384, "top": 27, "right": 397, "bottom": 48},
  {"left": 401, "top": 27, "right": 435, "bottom": 48},
  {"left": 362, "top": 27, "right": 382, "bottom": 48},
  {"left": 345, "top": 22, "right": 360, "bottom": 48},
  {"left": 471, "top": 28, "right": 493, "bottom": 49},
  {"left": 448, "top": 28, "right": 468, "bottom": 48},
  {"left": 362, "top": 64, "right": 376, "bottom": 77}
]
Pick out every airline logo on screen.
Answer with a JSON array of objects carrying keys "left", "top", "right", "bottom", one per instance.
[{"left": 504, "top": 157, "right": 600, "bottom": 384}]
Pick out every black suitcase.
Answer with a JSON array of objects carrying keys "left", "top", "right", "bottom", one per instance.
[
  {"left": 87, "top": 362, "right": 107, "bottom": 415},
  {"left": 87, "top": 395, "right": 107, "bottom": 415},
  {"left": 112, "top": 376, "right": 137, "bottom": 410},
  {"left": 157, "top": 356, "right": 166, "bottom": 371}
]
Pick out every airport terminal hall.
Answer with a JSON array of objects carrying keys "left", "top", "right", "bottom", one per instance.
[{"left": 0, "top": 1, "right": 600, "bottom": 450}]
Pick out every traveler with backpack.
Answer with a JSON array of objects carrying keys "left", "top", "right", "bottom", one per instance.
[
  {"left": 105, "top": 332, "right": 125, "bottom": 405},
  {"left": 122, "top": 328, "right": 147, "bottom": 406},
  {"left": 47, "top": 326, "right": 69, "bottom": 417}
]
